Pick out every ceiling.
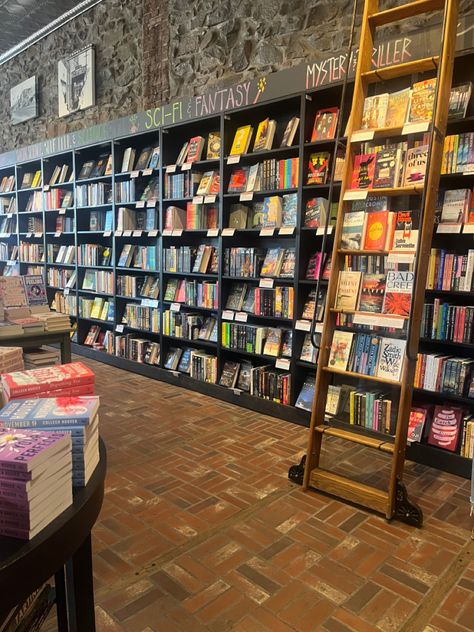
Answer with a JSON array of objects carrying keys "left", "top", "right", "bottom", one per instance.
[{"left": 0, "top": 0, "right": 98, "bottom": 57}]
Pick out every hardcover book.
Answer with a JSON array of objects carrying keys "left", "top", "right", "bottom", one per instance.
[
  {"left": 376, "top": 337, "right": 406, "bottom": 381},
  {"left": 228, "top": 204, "right": 249, "bottom": 229},
  {"left": 207, "top": 132, "right": 221, "bottom": 159},
  {"left": 282, "top": 193, "right": 297, "bottom": 227},
  {"left": 230, "top": 126, "right": 253, "bottom": 155},
  {"left": 304, "top": 197, "right": 328, "bottom": 228},
  {"left": 307, "top": 152, "right": 330, "bottom": 185},
  {"left": 236, "top": 361, "right": 252, "bottom": 391},
  {"left": 328, "top": 331, "right": 354, "bottom": 371},
  {"left": 263, "top": 328, "right": 282, "bottom": 356},
  {"left": 219, "top": 361, "right": 240, "bottom": 388},
  {"left": 391, "top": 210, "right": 420, "bottom": 252},
  {"left": 385, "top": 88, "right": 411, "bottom": 128},
  {"left": 408, "top": 407, "right": 427, "bottom": 442},
  {"left": 403, "top": 145, "right": 428, "bottom": 186},
  {"left": 373, "top": 149, "right": 402, "bottom": 189},
  {"left": 0, "top": 429, "right": 69, "bottom": 471},
  {"left": 363, "top": 210, "right": 393, "bottom": 251},
  {"left": 186, "top": 136, "right": 205, "bottom": 163},
  {"left": 341, "top": 210, "right": 366, "bottom": 250},
  {"left": 382, "top": 270, "right": 414, "bottom": 317},
  {"left": 351, "top": 153, "right": 376, "bottom": 190},
  {"left": 280, "top": 116, "right": 300, "bottom": 147},
  {"left": 135, "top": 147, "right": 152, "bottom": 171},
  {"left": 22, "top": 275, "right": 48, "bottom": 307},
  {"left": 440, "top": 189, "right": 470, "bottom": 224},
  {"left": 448, "top": 83, "right": 472, "bottom": 120},
  {"left": 361, "top": 93, "right": 389, "bottom": 129},
  {"left": 358, "top": 274, "right": 386, "bottom": 313},
  {"left": 409, "top": 78, "right": 436, "bottom": 123},
  {"left": 2, "top": 362, "right": 95, "bottom": 399},
  {"left": 311, "top": 108, "right": 339, "bottom": 141},
  {"left": 260, "top": 248, "right": 284, "bottom": 277},
  {"left": 335, "top": 271, "right": 362, "bottom": 311},
  {"left": 427, "top": 405, "right": 463, "bottom": 451},
  {"left": 0, "top": 397, "right": 100, "bottom": 428},
  {"left": 177, "top": 348, "right": 192, "bottom": 373},
  {"left": 253, "top": 118, "right": 276, "bottom": 152},
  {"left": 295, "top": 374, "right": 315, "bottom": 411},
  {"left": 228, "top": 167, "right": 249, "bottom": 193}
]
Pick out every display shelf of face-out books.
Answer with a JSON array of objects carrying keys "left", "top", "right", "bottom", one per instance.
[{"left": 1, "top": 26, "right": 474, "bottom": 477}]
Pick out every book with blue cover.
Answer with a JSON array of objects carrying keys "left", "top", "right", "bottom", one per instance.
[{"left": 0, "top": 397, "right": 100, "bottom": 429}]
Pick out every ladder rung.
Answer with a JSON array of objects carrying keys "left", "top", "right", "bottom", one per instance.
[
  {"left": 369, "top": 0, "right": 445, "bottom": 27},
  {"left": 309, "top": 468, "right": 389, "bottom": 515},
  {"left": 322, "top": 366, "right": 401, "bottom": 387},
  {"left": 315, "top": 424, "right": 394, "bottom": 453},
  {"left": 362, "top": 56, "right": 439, "bottom": 83}
]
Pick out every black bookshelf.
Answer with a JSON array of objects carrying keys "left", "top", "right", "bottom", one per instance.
[{"left": 1, "top": 43, "right": 474, "bottom": 479}]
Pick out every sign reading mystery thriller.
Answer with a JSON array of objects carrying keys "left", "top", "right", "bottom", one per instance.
[{"left": 1, "top": 14, "right": 473, "bottom": 168}]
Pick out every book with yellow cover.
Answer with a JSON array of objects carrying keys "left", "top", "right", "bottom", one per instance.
[
  {"left": 335, "top": 271, "right": 362, "bottom": 311},
  {"left": 409, "top": 78, "right": 436, "bottom": 123},
  {"left": 253, "top": 118, "right": 276, "bottom": 152},
  {"left": 230, "top": 125, "right": 253, "bottom": 155},
  {"left": 385, "top": 88, "right": 411, "bottom": 128},
  {"left": 207, "top": 132, "right": 221, "bottom": 159},
  {"left": 31, "top": 170, "right": 42, "bottom": 188},
  {"left": 328, "top": 331, "right": 354, "bottom": 371}
]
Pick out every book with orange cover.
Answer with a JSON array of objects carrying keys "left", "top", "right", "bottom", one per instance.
[{"left": 363, "top": 211, "right": 394, "bottom": 251}]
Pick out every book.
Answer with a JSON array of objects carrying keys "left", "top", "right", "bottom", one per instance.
[
  {"left": 261, "top": 248, "right": 284, "bottom": 277},
  {"left": 351, "top": 153, "right": 376, "bottom": 189},
  {"left": 361, "top": 93, "right": 389, "bottom": 129},
  {"left": 177, "top": 348, "right": 192, "bottom": 373},
  {"left": 403, "top": 145, "right": 428, "bottom": 186},
  {"left": 228, "top": 167, "right": 248, "bottom": 193},
  {"left": 0, "top": 428, "right": 70, "bottom": 471},
  {"left": 409, "top": 78, "right": 436, "bottom": 123},
  {"left": 228, "top": 204, "right": 249, "bottom": 229},
  {"left": 376, "top": 337, "right": 406, "bottom": 381},
  {"left": 148, "top": 146, "right": 160, "bottom": 169},
  {"left": 440, "top": 189, "right": 470, "bottom": 224},
  {"left": 207, "top": 132, "right": 221, "bottom": 159},
  {"left": 253, "top": 118, "right": 276, "bottom": 152},
  {"left": 335, "top": 271, "right": 362, "bottom": 311},
  {"left": 391, "top": 210, "right": 420, "bottom": 252},
  {"left": 246, "top": 164, "right": 260, "bottom": 192},
  {"left": 295, "top": 374, "right": 315, "bottom": 411},
  {"left": 0, "top": 397, "right": 99, "bottom": 428},
  {"left": 236, "top": 361, "right": 252, "bottom": 391},
  {"left": 304, "top": 197, "right": 328, "bottom": 229},
  {"left": 341, "top": 210, "right": 366, "bottom": 250},
  {"left": 307, "top": 152, "right": 330, "bottom": 185},
  {"left": 164, "top": 348, "right": 182, "bottom": 370},
  {"left": 358, "top": 274, "right": 385, "bottom": 313},
  {"left": 187, "top": 136, "right": 205, "bottom": 163},
  {"left": 408, "top": 407, "right": 427, "bottom": 442},
  {"left": 262, "top": 196, "right": 282, "bottom": 227},
  {"left": 78, "top": 161, "right": 95, "bottom": 180},
  {"left": 311, "top": 108, "right": 339, "bottom": 141},
  {"left": 176, "top": 142, "right": 189, "bottom": 166},
  {"left": 382, "top": 270, "right": 414, "bottom": 317},
  {"left": 363, "top": 210, "right": 393, "bottom": 251},
  {"left": 448, "top": 83, "right": 472, "bottom": 120},
  {"left": 121, "top": 148, "right": 136, "bottom": 173},
  {"left": 219, "top": 361, "right": 240, "bottom": 388},
  {"left": 196, "top": 171, "right": 215, "bottom": 195},
  {"left": 135, "top": 147, "right": 152, "bottom": 171},
  {"left": 22, "top": 275, "right": 48, "bottom": 307},
  {"left": 385, "top": 88, "right": 411, "bottom": 128},
  {"left": 300, "top": 333, "right": 318, "bottom": 364},
  {"left": 280, "top": 116, "right": 300, "bottom": 147},
  {"left": 263, "top": 328, "right": 282, "bottom": 356},
  {"left": 427, "top": 405, "right": 463, "bottom": 451},
  {"left": 328, "top": 331, "right": 354, "bottom": 371},
  {"left": 230, "top": 125, "right": 253, "bottom": 155},
  {"left": 373, "top": 149, "right": 402, "bottom": 189},
  {"left": 2, "top": 362, "right": 95, "bottom": 399},
  {"left": 282, "top": 193, "right": 297, "bottom": 227}
]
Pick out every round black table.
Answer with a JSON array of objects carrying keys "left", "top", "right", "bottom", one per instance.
[{"left": 0, "top": 439, "right": 106, "bottom": 632}]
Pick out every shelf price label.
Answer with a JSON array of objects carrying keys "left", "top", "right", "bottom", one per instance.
[
  {"left": 278, "top": 226, "right": 295, "bottom": 235},
  {"left": 437, "top": 224, "right": 462, "bottom": 234},
  {"left": 166, "top": 164, "right": 177, "bottom": 173},
  {"left": 34, "top": 233, "right": 42, "bottom": 238},
  {"left": 6, "top": 213, "right": 13, "bottom": 219},
  {"left": 170, "top": 302, "right": 181, "bottom": 312},
  {"left": 115, "top": 324, "right": 125, "bottom": 333},
  {"left": 63, "top": 288, "right": 70, "bottom": 296},
  {"left": 147, "top": 200, "right": 156, "bottom": 207},
  {"left": 240, "top": 192, "right": 253, "bottom": 202},
  {"left": 222, "top": 310, "right": 234, "bottom": 321},
  {"left": 162, "top": 229, "right": 173, "bottom": 236},
  {"left": 222, "top": 228, "right": 235, "bottom": 237},
  {"left": 133, "top": 230, "right": 142, "bottom": 237},
  {"left": 275, "top": 358, "right": 291, "bottom": 370},
  {"left": 232, "top": 388, "right": 242, "bottom": 396},
  {"left": 463, "top": 224, "right": 474, "bottom": 234},
  {"left": 259, "top": 278, "right": 274, "bottom": 288},
  {"left": 181, "top": 162, "right": 191, "bottom": 171},
  {"left": 148, "top": 229, "right": 159, "bottom": 237},
  {"left": 130, "top": 170, "right": 140, "bottom": 178},
  {"left": 207, "top": 229, "right": 219, "bottom": 237},
  {"left": 317, "top": 226, "right": 333, "bottom": 236},
  {"left": 115, "top": 230, "right": 123, "bottom": 237},
  {"left": 172, "top": 229, "right": 183, "bottom": 237},
  {"left": 260, "top": 227, "right": 274, "bottom": 237},
  {"left": 402, "top": 121, "right": 430, "bottom": 135},
  {"left": 343, "top": 190, "right": 368, "bottom": 201},
  {"left": 136, "top": 201, "right": 145, "bottom": 208},
  {"left": 295, "top": 320, "right": 311, "bottom": 331},
  {"left": 204, "top": 195, "right": 216, "bottom": 204},
  {"left": 123, "top": 230, "right": 133, "bottom": 237},
  {"left": 351, "top": 130, "right": 374, "bottom": 142},
  {"left": 235, "top": 312, "right": 248, "bottom": 322},
  {"left": 193, "top": 196, "right": 203, "bottom": 205},
  {"left": 142, "top": 168, "right": 153, "bottom": 176},
  {"left": 103, "top": 231, "right": 112, "bottom": 237},
  {"left": 141, "top": 298, "right": 159, "bottom": 308},
  {"left": 58, "top": 209, "right": 66, "bottom": 215},
  {"left": 353, "top": 313, "right": 405, "bottom": 329},
  {"left": 227, "top": 155, "right": 240, "bottom": 165},
  {"left": 7, "top": 260, "right": 16, "bottom": 266},
  {"left": 54, "top": 232, "right": 61, "bottom": 238},
  {"left": 44, "top": 185, "right": 50, "bottom": 191}
]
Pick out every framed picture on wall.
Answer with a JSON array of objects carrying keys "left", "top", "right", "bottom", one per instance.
[
  {"left": 58, "top": 45, "right": 95, "bottom": 118},
  {"left": 10, "top": 76, "right": 38, "bottom": 125}
]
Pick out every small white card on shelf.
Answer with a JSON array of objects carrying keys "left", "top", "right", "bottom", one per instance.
[
  {"left": 59, "top": 209, "right": 66, "bottom": 215},
  {"left": 275, "top": 358, "right": 291, "bottom": 371},
  {"left": 193, "top": 196, "right": 204, "bottom": 205},
  {"left": 34, "top": 233, "right": 42, "bottom": 238},
  {"left": 386, "top": 252, "right": 416, "bottom": 264},
  {"left": 463, "top": 224, "right": 474, "bottom": 233},
  {"left": 170, "top": 370, "right": 180, "bottom": 377},
  {"left": 103, "top": 231, "right": 112, "bottom": 237},
  {"left": 181, "top": 162, "right": 191, "bottom": 171},
  {"left": 315, "top": 322, "right": 323, "bottom": 333},
  {"left": 295, "top": 319, "right": 311, "bottom": 331},
  {"left": 148, "top": 229, "right": 159, "bottom": 237},
  {"left": 279, "top": 226, "right": 295, "bottom": 235},
  {"left": 166, "top": 164, "right": 176, "bottom": 173},
  {"left": 172, "top": 228, "right": 183, "bottom": 237},
  {"left": 207, "top": 229, "right": 219, "bottom": 237},
  {"left": 54, "top": 232, "right": 61, "bottom": 238},
  {"left": 123, "top": 230, "right": 133, "bottom": 237},
  {"left": 142, "top": 168, "right": 153, "bottom": 176},
  {"left": 222, "top": 228, "right": 235, "bottom": 236},
  {"left": 44, "top": 185, "right": 50, "bottom": 191},
  {"left": 115, "top": 230, "right": 123, "bottom": 237},
  {"left": 26, "top": 233, "right": 32, "bottom": 238},
  {"left": 316, "top": 226, "right": 333, "bottom": 236},
  {"left": 130, "top": 170, "right": 140, "bottom": 178},
  {"left": 204, "top": 195, "right": 216, "bottom": 204},
  {"left": 6, "top": 213, "right": 12, "bottom": 219},
  {"left": 63, "top": 288, "right": 70, "bottom": 296},
  {"left": 162, "top": 229, "right": 173, "bottom": 236},
  {"left": 402, "top": 121, "right": 430, "bottom": 135},
  {"left": 116, "top": 324, "right": 125, "bottom": 333},
  {"left": 260, "top": 227, "right": 274, "bottom": 237},
  {"left": 133, "top": 230, "right": 142, "bottom": 237},
  {"left": 136, "top": 200, "right": 145, "bottom": 208},
  {"left": 171, "top": 302, "right": 181, "bottom": 312},
  {"left": 353, "top": 313, "right": 405, "bottom": 329},
  {"left": 232, "top": 388, "right": 242, "bottom": 396},
  {"left": 222, "top": 310, "right": 234, "bottom": 321},
  {"left": 259, "top": 278, "right": 274, "bottom": 288},
  {"left": 344, "top": 190, "right": 368, "bottom": 201},
  {"left": 240, "top": 192, "right": 253, "bottom": 202},
  {"left": 235, "top": 312, "right": 248, "bottom": 322},
  {"left": 227, "top": 155, "right": 240, "bottom": 165},
  {"left": 147, "top": 200, "right": 156, "bottom": 207},
  {"left": 437, "top": 223, "right": 462, "bottom": 234},
  {"left": 351, "top": 130, "right": 374, "bottom": 142},
  {"left": 7, "top": 260, "right": 15, "bottom": 266}
]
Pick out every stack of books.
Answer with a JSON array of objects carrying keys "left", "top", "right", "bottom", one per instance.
[
  {"left": 1, "top": 362, "right": 95, "bottom": 402},
  {"left": 0, "top": 347, "right": 24, "bottom": 373},
  {"left": 0, "top": 428, "right": 72, "bottom": 539},
  {"left": 23, "top": 348, "right": 60, "bottom": 370},
  {"left": 33, "top": 311, "right": 71, "bottom": 332},
  {"left": 0, "top": 396, "right": 100, "bottom": 488}
]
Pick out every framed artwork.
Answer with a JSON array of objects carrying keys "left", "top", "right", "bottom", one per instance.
[
  {"left": 58, "top": 45, "right": 95, "bottom": 118},
  {"left": 10, "top": 76, "right": 38, "bottom": 125}
]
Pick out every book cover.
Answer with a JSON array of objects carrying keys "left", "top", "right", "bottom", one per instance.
[
  {"left": 350, "top": 153, "right": 376, "bottom": 190},
  {"left": 440, "top": 189, "right": 470, "bottom": 224},
  {"left": 385, "top": 88, "right": 411, "bottom": 128},
  {"left": 175, "top": 142, "right": 189, "bottom": 166},
  {"left": 228, "top": 167, "right": 249, "bottom": 193},
  {"left": 177, "top": 348, "right": 192, "bottom": 373},
  {"left": 408, "top": 407, "right": 427, "bottom": 442},
  {"left": 134, "top": 147, "right": 152, "bottom": 171},
  {"left": 22, "top": 275, "right": 48, "bottom": 307},
  {"left": 196, "top": 171, "right": 214, "bottom": 195},
  {"left": 428, "top": 405, "right": 463, "bottom": 451},
  {"left": 341, "top": 210, "right": 365, "bottom": 250},
  {"left": 263, "top": 328, "right": 282, "bottom": 356},
  {"left": 279, "top": 249, "right": 296, "bottom": 278},
  {"left": 295, "top": 374, "right": 316, "bottom": 411},
  {"left": 2, "top": 362, "right": 95, "bottom": 398},
  {"left": 391, "top": 210, "right": 420, "bottom": 252},
  {"left": 253, "top": 118, "right": 276, "bottom": 152},
  {"left": 361, "top": 93, "right": 389, "bottom": 129},
  {"left": 376, "top": 337, "right": 406, "bottom": 381},
  {"left": 328, "top": 331, "right": 354, "bottom": 371},
  {"left": 335, "top": 271, "right": 362, "bottom": 311},
  {"left": 325, "top": 385, "right": 342, "bottom": 416},
  {"left": 403, "top": 145, "right": 428, "bottom": 186},
  {"left": 148, "top": 146, "right": 160, "bottom": 170},
  {"left": 207, "top": 132, "right": 221, "bottom": 159},
  {"left": 358, "top": 274, "right": 385, "bottom": 313},
  {"left": 305, "top": 252, "right": 323, "bottom": 279},
  {"left": 261, "top": 248, "right": 284, "bottom": 277},
  {"left": 0, "top": 397, "right": 99, "bottom": 428},
  {"left": 0, "top": 429, "right": 69, "bottom": 471},
  {"left": 311, "top": 108, "right": 339, "bottom": 141},
  {"left": 363, "top": 211, "right": 391, "bottom": 251},
  {"left": 448, "top": 83, "right": 472, "bottom": 120},
  {"left": 236, "top": 361, "right": 252, "bottom": 391},
  {"left": 307, "top": 152, "right": 330, "bottom": 185},
  {"left": 280, "top": 116, "right": 299, "bottom": 147},
  {"left": 263, "top": 196, "right": 282, "bottom": 227},
  {"left": 373, "top": 149, "right": 401, "bottom": 189},
  {"left": 304, "top": 197, "right": 328, "bottom": 228},
  {"left": 187, "top": 136, "right": 205, "bottom": 163},
  {"left": 300, "top": 333, "right": 318, "bottom": 363},
  {"left": 409, "top": 78, "right": 436, "bottom": 123},
  {"left": 228, "top": 204, "right": 249, "bottom": 229},
  {"left": 219, "top": 361, "right": 240, "bottom": 388},
  {"left": 230, "top": 126, "right": 253, "bottom": 155},
  {"left": 282, "top": 193, "right": 297, "bottom": 227},
  {"left": 246, "top": 164, "right": 260, "bottom": 192},
  {"left": 382, "top": 270, "right": 414, "bottom": 317}
]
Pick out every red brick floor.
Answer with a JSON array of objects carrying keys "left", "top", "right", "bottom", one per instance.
[{"left": 43, "top": 357, "right": 473, "bottom": 631}]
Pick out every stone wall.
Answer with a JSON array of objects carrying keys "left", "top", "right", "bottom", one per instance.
[{"left": 0, "top": 0, "right": 472, "bottom": 153}]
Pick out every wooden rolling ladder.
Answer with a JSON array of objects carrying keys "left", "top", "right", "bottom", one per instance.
[{"left": 292, "top": 0, "right": 460, "bottom": 526}]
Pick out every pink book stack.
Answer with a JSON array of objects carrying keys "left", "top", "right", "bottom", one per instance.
[{"left": 0, "top": 428, "right": 72, "bottom": 539}]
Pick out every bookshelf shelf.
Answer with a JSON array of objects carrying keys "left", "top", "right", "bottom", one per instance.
[
  {"left": 162, "top": 334, "right": 216, "bottom": 348},
  {"left": 162, "top": 301, "right": 217, "bottom": 313},
  {"left": 224, "top": 188, "right": 298, "bottom": 198},
  {"left": 224, "top": 146, "right": 298, "bottom": 161},
  {"left": 322, "top": 366, "right": 401, "bottom": 386},
  {"left": 361, "top": 55, "right": 439, "bottom": 83}
]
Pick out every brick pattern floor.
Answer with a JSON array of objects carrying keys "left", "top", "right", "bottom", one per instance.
[{"left": 42, "top": 357, "right": 473, "bottom": 631}]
